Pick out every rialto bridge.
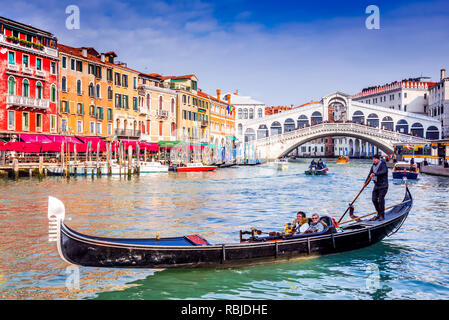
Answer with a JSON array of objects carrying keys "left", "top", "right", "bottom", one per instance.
[{"left": 239, "top": 92, "right": 441, "bottom": 160}]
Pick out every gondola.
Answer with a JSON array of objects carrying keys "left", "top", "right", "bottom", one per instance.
[
  {"left": 305, "top": 164, "right": 328, "bottom": 175},
  {"left": 48, "top": 185, "right": 412, "bottom": 268}
]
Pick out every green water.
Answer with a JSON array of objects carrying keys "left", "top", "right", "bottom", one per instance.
[{"left": 0, "top": 160, "right": 448, "bottom": 299}]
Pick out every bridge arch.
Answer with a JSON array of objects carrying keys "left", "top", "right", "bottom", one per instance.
[
  {"left": 257, "top": 124, "right": 269, "bottom": 139},
  {"left": 410, "top": 122, "right": 424, "bottom": 138},
  {"left": 352, "top": 110, "right": 365, "bottom": 124},
  {"left": 244, "top": 128, "right": 256, "bottom": 142},
  {"left": 367, "top": 113, "right": 379, "bottom": 127},
  {"left": 284, "top": 118, "right": 296, "bottom": 132},
  {"left": 275, "top": 131, "right": 394, "bottom": 158},
  {"left": 426, "top": 126, "right": 439, "bottom": 139},
  {"left": 311, "top": 111, "right": 322, "bottom": 125},
  {"left": 396, "top": 119, "right": 409, "bottom": 134},
  {"left": 381, "top": 116, "right": 394, "bottom": 131}
]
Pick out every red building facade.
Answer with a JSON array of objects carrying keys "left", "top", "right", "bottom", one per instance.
[{"left": 0, "top": 16, "right": 59, "bottom": 139}]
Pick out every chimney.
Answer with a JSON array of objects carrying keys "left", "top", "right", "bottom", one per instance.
[
  {"left": 216, "top": 89, "right": 221, "bottom": 101},
  {"left": 82, "top": 48, "right": 87, "bottom": 57},
  {"left": 235, "top": 89, "right": 239, "bottom": 95},
  {"left": 441, "top": 69, "right": 446, "bottom": 80},
  {"left": 227, "top": 94, "right": 231, "bottom": 105}
]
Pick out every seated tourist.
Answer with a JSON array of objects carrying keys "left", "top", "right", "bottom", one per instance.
[
  {"left": 292, "top": 211, "right": 310, "bottom": 234},
  {"left": 305, "top": 213, "right": 327, "bottom": 233}
]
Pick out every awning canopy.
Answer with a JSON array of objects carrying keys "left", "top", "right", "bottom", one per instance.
[
  {"left": 158, "top": 140, "right": 183, "bottom": 148},
  {"left": 46, "top": 135, "right": 83, "bottom": 144},
  {"left": 20, "top": 134, "right": 53, "bottom": 143}
]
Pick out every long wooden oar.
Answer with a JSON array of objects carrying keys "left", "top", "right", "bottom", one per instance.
[
  {"left": 339, "top": 199, "right": 412, "bottom": 225},
  {"left": 337, "top": 176, "right": 372, "bottom": 224}
]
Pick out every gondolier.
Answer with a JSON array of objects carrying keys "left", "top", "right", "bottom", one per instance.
[{"left": 366, "top": 154, "right": 389, "bottom": 221}]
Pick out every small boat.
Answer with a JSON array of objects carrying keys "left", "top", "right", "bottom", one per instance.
[
  {"left": 176, "top": 162, "right": 217, "bottom": 172},
  {"left": 48, "top": 184, "right": 412, "bottom": 268},
  {"left": 305, "top": 164, "right": 328, "bottom": 175},
  {"left": 392, "top": 162, "right": 419, "bottom": 180},
  {"left": 273, "top": 158, "right": 288, "bottom": 170},
  {"left": 138, "top": 160, "right": 168, "bottom": 173},
  {"left": 336, "top": 156, "right": 349, "bottom": 163}
]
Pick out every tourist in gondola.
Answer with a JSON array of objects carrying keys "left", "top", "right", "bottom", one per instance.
[
  {"left": 366, "top": 154, "right": 389, "bottom": 221},
  {"left": 292, "top": 211, "right": 309, "bottom": 234},
  {"left": 317, "top": 158, "right": 324, "bottom": 169},
  {"left": 305, "top": 213, "right": 326, "bottom": 233},
  {"left": 310, "top": 159, "right": 317, "bottom": 168}
]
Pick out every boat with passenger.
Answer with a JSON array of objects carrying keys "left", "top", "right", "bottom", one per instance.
[
  {"left": 273, "top": 158, "right": 288, "bottom": 170},
  {"left": 336, "top": 156, "right": 349, "bottom": 163},
  {"left": 48, "top": 184, "right": 412, "bottom": 268},
  {"left": 392, "top": 162, "right": 419, "bottom": 180},
  {"left": 305, "top": 160, "right": 328, "bottom": 175}
]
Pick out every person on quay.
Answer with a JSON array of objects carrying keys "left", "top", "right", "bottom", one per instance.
[
  {"left": 366, "top": 154, "right": 389, "bottom": 221},
  {"left": 292, "top": 211, "right": 309, "bottom": 234}
]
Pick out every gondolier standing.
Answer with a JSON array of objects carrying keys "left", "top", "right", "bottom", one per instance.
[{"left": 366, "top": 154, "right": 389, "bottom": 221}]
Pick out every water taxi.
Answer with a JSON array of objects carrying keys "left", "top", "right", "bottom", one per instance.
[
  {"left": 392, "top": 162, "right": 419, "bottom": 180},
  {"left": 176, "top": 163, "right": 217, "bottom": 172},
  {"left": 336, "top": 156, "right": 349, "bottom": 163}
]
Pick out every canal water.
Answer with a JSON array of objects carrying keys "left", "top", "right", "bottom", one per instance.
[{"left": 0, "top": 160, "right": 448, "bottom": 300}]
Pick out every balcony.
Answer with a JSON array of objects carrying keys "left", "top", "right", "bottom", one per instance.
[
  {"left": 156, "top": 109, "right": 169, "bottom": 118},
  {"left": 7, "top": 64, "right": 20, "bottom": 72},
  {"left": 0, "top": 34, "right": 58, "bottom": 59},
  {"left": 22, "top": 65, "right": 33, "bottom": 75},
  {"left": 6, "top": 95, "right": 50, "bottom": 111},
  {"left": 200, "top": 120, "right": 208, "bottom": 127},
  {"left": 35, "top": 69, "right": 46, "bottom": 77},
  {"left": 115, "top": 129, "right": 142, "bottom": 137}
]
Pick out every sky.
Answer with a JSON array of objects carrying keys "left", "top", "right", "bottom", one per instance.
[{"left": 2, "top": 0, "right": 449, "bottom": 106}]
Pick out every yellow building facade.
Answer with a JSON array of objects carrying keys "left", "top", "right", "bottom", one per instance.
[{"left": 58, "top": 44, "right": 113, "bottom": 137}]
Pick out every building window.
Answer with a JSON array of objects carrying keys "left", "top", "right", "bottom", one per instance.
[
  {"left": 61, "top": 77, "right": 67, "bottom": 92},
  {"left": 36, "top": 58, "right": 42, "bottom": 70},
  {"left": 8, "top": 51, "right": 15, "bottom": 65},
  {"left": 108, "top": 123, "right": 112, "bottom": 135},
  {"left": 50, "top": 115, "right": 57, "bottom": 133},
  {"left": 258, "top": 108, "right": 263, "bottom": 118},
  {"left": 8, "top": 76, "right": 15, "bottom": 96},
  {"left": 171, "top": 98, "right": 175, "bottom": 113},
  {"left": 114, "top": 72, "right": 121, "bottom": 86},
  {"left": 133, "top": 97, "right": 138, "bottom": 110},
  {"left": 122, "top": 74, "right": 128, "bottom": 88},
  {"left": 107, "top": 108, "right": 113, "bottom": 121},
  {"left": 8, "top": 110, "right": 15, "bottom": 130},
  {"left": 51, "top": 85, "right": 57, "bottom": 102},
  {"left": 96, "top": 84, "right": 101, "bottom": 98},
  {"left": 159, "top": 121, "right": 163, "bottom": 136},
  {"left": 22, "top": 112, "right": 29, "bottom": 131},
  {"left": 159, "top": 96, "right": 163, "bottom": 110},
  {"left": 70, "top": 59, "right": 75, "bottom": 70},
  {"left": 77, "top": 120, "right": 83, "bottom": 133},
  {"left": 108, "top": 87, "right": 113, "bottom": 100},
  {"left": 77, "top": 80, "right": 82, "bottom": 95},
  {"left": 133, "top": 77, "right": 137, "bottom": 90},
  {"left": 51, "top": 62, "right": 56, "bottom": 75},
  {"left": 36, "top": 82, "right": 43, "bottom": 99},
  {"left": 62, "top": 56, "right": 67, "bottom": 69},
  {"left": 23, "top": 55, "right": 29, "bottom": 67},
  {"left": 77, "top": 103, "right": 84, "bottom": 115},
  {"left": 96, "top": 123, "right": 102, "bottom": 135},
  {"left": 76, "top": 60, "right": 82, "bottom": 72},
  {"left": 115, "top": 93, "right": 121, "bottom": 108},
  {"left": 61, "top": 118, "right": 68, "bottom": 133},
  {"left": 88, "top": 83, "right": 94, "bottom": 97},
  {"left": 22, "top": 79, "right": 29, "bottom": 97},
  {"left": 90, "top": 122, "right": 95, "bottom": 134},
  {"left": 107, "top": 69, "right": 113, "bottom": 82}
]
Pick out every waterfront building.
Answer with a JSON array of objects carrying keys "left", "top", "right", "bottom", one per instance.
[
  {"left": 427, "top": 69, "right": 449, "bottom": 138},
  {"left": 57, "top": 44, "right": 113, "bottom": 138},
  {"left": 137, "top": 73, "right": 177, "bottom": 142},
  {"left": 111, "top": 59, "right": 142, "bottom": 141},
  {"left": 225, "top": 91, "right": 266, "bottom": 142},
  {"left": 0, "top": 16, "right": 59, "bottom": 139},
  {"left": 160, "top": 74, "right": 210, "bottom": 143},
  {"left": 207, "top": 89, "right": 235, "bottom": 147},
  {"left": 352, "top": 78, "right": 436, "bottom": 115}
]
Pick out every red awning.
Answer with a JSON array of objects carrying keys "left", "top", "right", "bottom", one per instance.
[
  {"left": 46, "top": 135, "right": 83, "bottom": 144},
  {"left": 138, "top": 142, "right": 159, "bottom": 152},
  {"left": 20, "top": 134, "right": 53, "bottom": 143},
  {"left": 75, "top": 136, "right": 106, "bottom": 152},
  {"left": 0, "top": 142, "right": 42, "bottom": 153}
]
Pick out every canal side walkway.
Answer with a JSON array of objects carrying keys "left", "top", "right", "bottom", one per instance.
[{"left": 420, "top": 164, "right": 449, "bottom": 177}]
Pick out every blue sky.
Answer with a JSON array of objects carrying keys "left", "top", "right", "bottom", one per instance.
[{"left": 2, "top": 0, "right": 449, "bottom": 106}]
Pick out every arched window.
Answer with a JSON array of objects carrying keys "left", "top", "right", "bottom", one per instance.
[
  {"left": 238, "top": 123, "right": 243, "bottom": 135},
  {"left": 243, "top": 109, "right": 248, "bottom": 119},
  {"left": 270, "top": 121, "right": 282, "bottom": 135},
  {"left": 96, "top": 84, "right": 101, "bottom": 98},
  {"left": 108, "top": 86, "right": 113, "bottom": 100},
  {"left": 36, "top": 82, "right": 43, "bottom": 99},
  {"left": 311, "top": 111, "right": 322, "bottom": 125},
  {"left": 50, "top": 84, "right": 57, "bottom": 102},
  {"left": 284, "top": 118, "right": 295, "bottom": 132},
  {"left": 366, "top": 113, "right": 379, "bottom": 127},
  {"left": 22, "top": 79, "right": 29, "bottom": 97},
  {"left": 297, "top": 115, "right": 309, "bottom": 128},
  {"left": 8, "top": 76, "right": 16, "bottom": 96},
  {"left": 352, "top": 110, "right": 365, "bottom": 124},
  {"left": 146, "top": 94, "right": 151, "bottom": 110},
  {"left": 381, "top": 116, "right": 394, "bottom": 131},
  {"left": 395, "top": 119, "right": 409, "bottom": 134},
  {"left": 88, "top": 83, "right": 94, "bottom": 97},
  {"left": 426, "top": 126, "right": 439, "bottom": 140},
  {"left": 238, "top": 108, "right": 242, "bottom": 119},
  {"left": 249, "top": 108, "right": 254, "bottom": 119},
  {"left": 410, "top": 122, "right": 424, "bottom": 137},
  {"left": 258, "top": 108, "right": 263, "bottom": 118},
  {"left": 257, "top": 124, "right": 269, "bottom": 139},
  {"left": 244, "top": 128, "right": 256, "bottom": 142}
]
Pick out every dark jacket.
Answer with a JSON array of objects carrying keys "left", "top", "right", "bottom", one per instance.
[{"left": 366, "top": 160, "right": 388, "bottom": 190}]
